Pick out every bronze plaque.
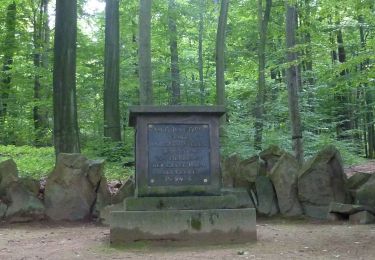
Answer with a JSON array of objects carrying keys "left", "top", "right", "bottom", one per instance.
[{"left": 148, "top": 124, "right": 210, "bottom": 186}]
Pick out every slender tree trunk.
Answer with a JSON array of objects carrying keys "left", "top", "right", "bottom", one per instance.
[
  {"left": 139, "top": 0, "right": 153, "bottom": 105},
  {"left": 285, "top": 3, "right": 304, "bottom": 165},
  {"left": 359, "top": 15, "right": 374, "bottom": 158},
  {"left": 33, "top": 0, "right": 50, "bottom": 146},
  {"left": 198, "top": 0, "right": 205, "bottom": 104},
  {"left": 168, "top": 0, "right": 181, "bottom": 105},
  {"left": 253, "top": 0, "right": 272, "bottom": 151},
  {"left": 0, "top": 2, "right": 16, "bottom": 127},
  {"left": 216, "top": 0, "right": 229, "bottom": 124},
  {"left": 104, "top": 0, "right": 121, "bottom": 141},
  {"left": 53, "top": 0, "right": 80, "bottom": 155},
  {"left": 335, "top": 28, "right": 352, "bottom": 139}
]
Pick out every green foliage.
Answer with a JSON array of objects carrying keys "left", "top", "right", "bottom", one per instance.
[{"left": 0, "top": 145, "right": 54, "bottom": 178}]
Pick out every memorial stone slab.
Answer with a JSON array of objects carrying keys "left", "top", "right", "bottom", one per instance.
[{"left": 129, "top": 105, "right": 225, "bottom": 197}]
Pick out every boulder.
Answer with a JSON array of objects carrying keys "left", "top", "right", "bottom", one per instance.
[
  {"left": 44, "top": 153, "right": 104, "bottom": 221},
  {"left": 268, "top": 153, "right": 303, "bottom": 216},
  {"left": 18, "top": 177, "right": 40, "bottom": 197},
  {"left": 346, "top": 172, "right": 372, "bottom": 191},
  {"left": 99, "top": 203, "right": 123, "bottom": 226},
  {"left": 349, "top": 211, "right": 375, "bottom": 224},
  {"left": 237, "top": 156, "right": 260, "bottom": 185},
  {"left": 92, "top": 176, "right": 112, "bottom": 219},
  {"left": 111, "top": 175, "right": 135, "bottom": 204},
  {"left": 5, "top": 181, "right": 45, "bottom": 222},
  {"left": 0, "top": 201, "right": 7, "bottom": 219},
  {"left": 328, "top": 202, "right": 375, "bottom": 215},
  {"left": 298, "top": 145, "right": 348, "bottom": 218},
  {"left": 221, "top": 153, "right": 241, "bottom": 187},
  {"left": 259, "top": 145, "right": 284, "bottom": 173},
  {"left": 255, "top": 176, "right": 279, "bottom": 216},
  {"left": 355, "top": 175, "right": 375, "bottom": 208},
  {"left": 0, "top": 159, "right": 19, "bottom": 197}
]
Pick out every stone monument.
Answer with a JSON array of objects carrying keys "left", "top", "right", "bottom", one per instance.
[{"left": 110, "top": 106, "right": 256, "bottom": 244}]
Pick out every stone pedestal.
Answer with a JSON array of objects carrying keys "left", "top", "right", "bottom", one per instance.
[{"left": 110, "top": 106, "right": 257, "bottom": 244}]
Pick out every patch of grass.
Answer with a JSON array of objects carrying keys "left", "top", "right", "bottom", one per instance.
[
  {"left": 0, "top": 145, "right": 55, "bottom": 178},
  {"left": 0, "top": 144, "right": 134, "bottom": 180}
]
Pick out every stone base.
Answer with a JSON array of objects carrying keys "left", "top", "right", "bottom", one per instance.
[
  {"left": 110, "top": 208, "right": 256, "bottom": 245},
  {"left": 349, "top": 211, "right": 375, "bottom": 224},
  {"left": 124, "top": 193, "right": 253, "bottom": 211}
]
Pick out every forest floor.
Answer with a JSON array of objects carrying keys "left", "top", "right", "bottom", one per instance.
[{"left": 0, "top": 218, "right": 374, "bottom": 260}]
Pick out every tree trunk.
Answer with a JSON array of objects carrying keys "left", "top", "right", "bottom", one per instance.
[
  {"left": 53, "top": 0, "right": 80, "bottom": 155},
  {"left": 104, "top": 0, "right": 121, "bottom": 141},
  {"left": 285, "top": 4, "right": 304, "bottom": 165},
  {"left": 335, "top": 28, "right": 352, "bottom": 139},
  {"left": 168, "top": 0, "right": 181, "bottom": 105},
  {"left": 253, "top": 0, "right": 272, "bottom": 151},
  {"left": 33, "top": 0, "right": 50, "bottom": 146},
  {"left": 359, "top": 15, "right": 374, "bottom": 158},
  {"left": 0, "top": 2, "right": 16, "bottom": 126},
  {"left": 139, "top": 0, "right": 153, "bottom": 105},
  {"left": 198, "top": 0, "right": 205, "bottom": 104},
  {"left": 216, "top": 0, "right": 229, "bottom": 123}
]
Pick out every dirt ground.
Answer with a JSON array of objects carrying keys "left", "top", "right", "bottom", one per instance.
[{"left": 0, "top": 218, "right": 374, "bottom": 260}]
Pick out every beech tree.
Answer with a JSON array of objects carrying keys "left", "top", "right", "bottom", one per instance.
[
  {"left": 103, "top": 0, "right": 121, "bottom": 141},
  {"left": 139, "top": 0, "right": 153, "bottom": 105},
  {"left": 216, "top": 0, "right": 229, "bottom": 122},
  {"left": 253, "top": 0, "right": 272, "bottom": 151},
  {"left": 52, "top": 0, "right": 80, "bottom": 154},
  {"left": 285, "top": 3, "right": 303, "bottom": 165},
  {"left": 168, "top": 0, "right": 181, "bottom": 105},
  {"left": 0, "top": 2, "right": 16, "bottom": 125}
]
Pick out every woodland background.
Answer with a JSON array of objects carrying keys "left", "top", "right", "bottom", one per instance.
[{"left": 0, "top": 0, "right": 374, "bottom": 179}]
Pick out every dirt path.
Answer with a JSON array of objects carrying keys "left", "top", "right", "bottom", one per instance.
[{"left": 0, "top": 219, "right": 374, "bottom": 260}]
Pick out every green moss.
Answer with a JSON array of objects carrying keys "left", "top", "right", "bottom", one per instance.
[{"left": 190, "top": 216, "right": 202, "bottom": 231}]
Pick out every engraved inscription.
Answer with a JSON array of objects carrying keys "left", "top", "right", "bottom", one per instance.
[{"left": 148, "top": 124, "right": 210, "bottom": 186}]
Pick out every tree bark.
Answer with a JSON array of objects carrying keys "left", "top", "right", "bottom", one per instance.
[
  {"left": 104, "top": 0, "right": 121, "bottom": 141},
  {"left": 335, "top": 28, "right": 352, "bottom": 139},
  {"left": 253, "top": 0, "right": 272, "bottom": 151},
  {"left": 359, "top": 15, "right": 374, "bottom": 158},
  {"left": 53, "top": 0, "right": 80, "bottom": 155},
  {"left": 216, "top": 0, "right": 229, "bottom": 123},
  {"left": 33, "top": 0, "right": 50, "bottom": 146},
  {"left": 0, "top": 2, "right": 16, "bottom": 125},
  {"left": 139, "top": 0, "right": 153, "bottom": 105},
  {"left": 285, "top": 3, "right": 304, "bottom": 165},
  {"left": 168, "top": 0, "right": 181, "bottom": 105},
  {"left": 198, "top": 0, "right": 205, "bottom": 104}
]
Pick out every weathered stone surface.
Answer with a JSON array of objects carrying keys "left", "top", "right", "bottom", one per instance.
[
  {"left": 302, "top": 204, "right": 329, "bottom": 219},
  {"left": 298, "top": 145, "right": 348, "bottom": 218},
  {"left": 221, "top": 188, "right": 255, "bottom": 208},
  {"left": 355, "top": 175, "right": 375, "bottom": 209},
  {"left": 99, "top": 203, "right": 123, "bottom": 226},
  {"left": 259, "top": 145, "right": 284, "bottom": 173},
  {"left": 110, "top": 208, "right": 257, "bottom": 245},
  {"left": 328, "top": 202, "right": 375, "bottom": 215},
  {"left": 269, "top": 153, "right": 303, "bottom": 216},
  {"left": 18, "top": 177, "right": 40, "bottom": 197},
  {"left": 255, "top": 176, "right": 278, "bottom": 216},
  {"left": 346, "top": 172, "right": 372, "bottom": 191},
  {"left": 92, "top": 176, "right": 112, "bottom": 219},
  {"left": 0, "top": 159, "right": 19, "bottom": 197},
  {"left": 349, "top": 211, "right": 375, "bottom": 224},
  {"left": 124, "top": 195, "right": 239, "bottom": 211},
  {"left": 0, "top": 201, "right": 7, "bottom": 219},
  {"left": 44, "top": 153, "right": 104, "bottom": 221},
  {"left": 222, "top": 153, "right": 241, "bottom": 187},
  {"left": 5, "top": 182, "right": 45, "bottom": 222},
  {"left": 237, "top": 156, "right": 259, "bottom": 184},
  {"left": 111, "top": 176, "right": 135, "bottom": 204}
]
